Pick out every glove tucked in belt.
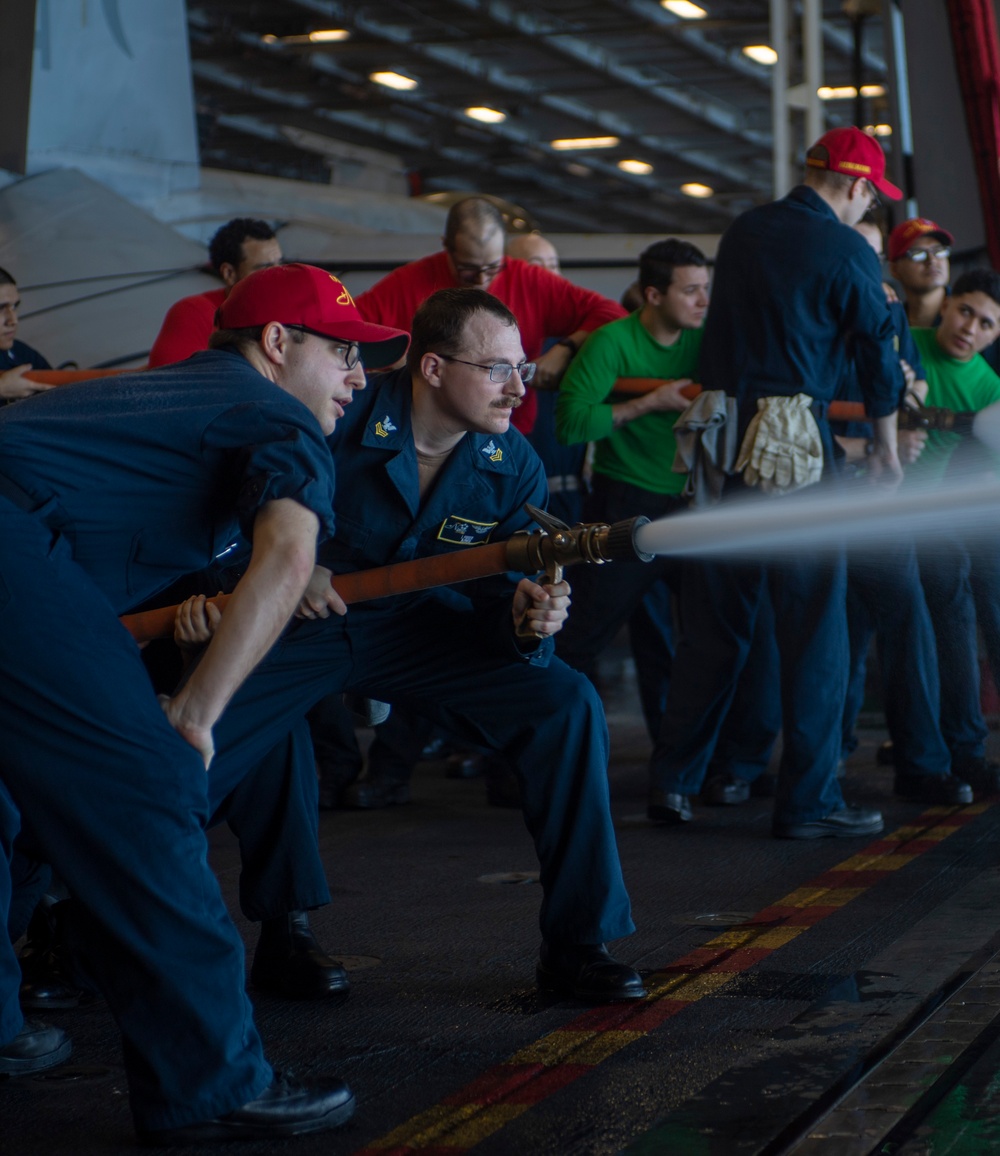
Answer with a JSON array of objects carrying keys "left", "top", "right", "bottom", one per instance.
[{"left": 735, "top": 394, "right": 823, "bottom": 495}]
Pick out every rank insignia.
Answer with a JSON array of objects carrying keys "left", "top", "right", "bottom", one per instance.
[
  {"left": 374, "top": 415, "right": 397, "bottom": 438},
  {"left": 481, "top": 439, "right": 503, "bottom": 463},
  {"left": 437, "top": 515, "right": 499, "bottom": 545}
]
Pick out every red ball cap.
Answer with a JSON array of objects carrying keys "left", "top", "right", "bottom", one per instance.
[
  {"left": 887, "top": 217, "right": 955, "bottom": 262},
  {"left": 217, "top": 263, "right": 410, "bottom": 369},
  {"left": 805, "top": 126, "right": 903, "bottom": 200}
]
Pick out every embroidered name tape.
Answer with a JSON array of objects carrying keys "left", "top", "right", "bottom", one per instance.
[{"left": 437, "top": 516, "right": 499, "bottom": 545}]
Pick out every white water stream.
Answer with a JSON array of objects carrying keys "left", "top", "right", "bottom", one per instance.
[{"left": 633, "top": 403, "right": 1000, "bottom": 561}]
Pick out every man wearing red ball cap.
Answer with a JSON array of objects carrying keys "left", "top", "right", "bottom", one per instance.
[
  {"left": 887, "top": 217, "right": 956, "bottom": 330},
  {"left": 649, "top": 126, "right": 914, "bottom": 840},
  {"left": 0, "top": 263, "right": 405, "bottom": 1141}
]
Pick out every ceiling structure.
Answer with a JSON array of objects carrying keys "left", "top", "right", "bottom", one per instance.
[{"left": 186, "top": 0, "right": 891, "bottom": 234}]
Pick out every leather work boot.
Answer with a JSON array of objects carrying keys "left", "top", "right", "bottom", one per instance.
[
  {"left": 894, "top": 773, "right": 973, "bottom": 806},
  {"left": 772, "top": 805, "right": 884, "bottom": 840},
  {"left": 18, "top": 895, "right": 92, "bottom": 1010},
  {"left": 138, "top": 1073, "right": 355, "bottom": 1146},
  {"left": 952, "top": 756, "right": 1000, "bottom": 797},
  {"left": 701, "top": 774, "right": 750, "bottom": 806},
  {"left": 0, "top": 1019, "right": 72, "bottom": 1076},
  {"left": 647, "top": 790, "right": 693, "bottom": 824},
  {"left": 340, "top": 771, "right": 411, "bottom": 809},
  {"left": 536, "top": 943, "right": 646, "bottom": 1002},
  {"left": 250, "top": 911, "right": 350, "bottom": 1001}
]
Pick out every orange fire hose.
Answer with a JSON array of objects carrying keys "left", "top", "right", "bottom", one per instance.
[
  {"left": 25, "top": 368, "right": 133, "bottom": 385},
  {"left": 612, "top": 377, "right": 866, "bottom": 423},
  {"left": 121, "top": 542, "right": 513, "bottom": 645},
  {"left": 119, "top": 510, "right": 650, "bottom": 645}
]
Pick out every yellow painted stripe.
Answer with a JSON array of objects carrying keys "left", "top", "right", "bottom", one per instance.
[
  {"left": 352, "top": 803, "right": 992, "bottom": 1156},
  {"left": 367, "top": 1102, "right": 530, "bottom": 1150},
  {"left": 781, "top": 886, "right": 867, "bottom": 907},
  {"left": 511, "top": 1029, "right": 644, "bottom": 1066},
  {"left": 834, "top": 852, "right": 917, "bottom": 871}
]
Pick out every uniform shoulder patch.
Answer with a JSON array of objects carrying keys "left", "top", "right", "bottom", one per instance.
[{"left": 437, "top": 515, "right": 500, "bottom": 545}]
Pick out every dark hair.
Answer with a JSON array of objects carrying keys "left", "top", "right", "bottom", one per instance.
[
  {"left": 638, "top": 239, "right": 707, "bottom": 293},
  {"left": 407, "top": 288, "right": 518, "bottom": 373},
  {"left": 952, "top": 268, "right": 1000, "bottom": 309},
  {"left": 208, "top": 218, "right": 277, "bottom": 273},
  {"left": 0, "top": 266, "right": 15, "bottom": 286},
  {"left": 444, "top": 198, "right": 505, "bottom": 248},
  {"left": 208, "top": 324, "right": 306, "bottom": 357}
]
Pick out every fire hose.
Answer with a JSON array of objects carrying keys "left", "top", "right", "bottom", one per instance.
[
  {"left": 119, "top": 505, "right": 652, "bottom": 645},
  {"left": 23, "top": 371, "right": 973, "bottom": 435},
  {"left": 612, "top": 378, "right": 976, "bottom": 433}
]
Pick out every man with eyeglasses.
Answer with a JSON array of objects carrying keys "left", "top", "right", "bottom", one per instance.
[
  {"left": 0, "top": 264, "right": 410, "bottom": 1141},
  {"left": 246, "top": 286, "right": 641, "bottom": 1005},
  {"left": 355, "top": 197, "right": 625, "bottom": 434},
  {"left": 887, "top": 218, "right": 955, "bottom": 331}
]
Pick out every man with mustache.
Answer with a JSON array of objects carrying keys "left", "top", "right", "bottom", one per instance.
[{"left": 238, "top": 287, "right": 643, "bottom": 1004}]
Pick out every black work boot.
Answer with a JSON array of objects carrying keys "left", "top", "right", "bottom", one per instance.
[
  {"left": 340, "top": 770, "right": 411, "bottom": 809},
  {"left": 250, "top": 911, "right": 350, "bottom": 1001},
  {"left": 18, "top": 896, "right": 92, "bottom": 1010},
  {"left": 0, "top": 1019, "right": 72, "bottom": 1076}
]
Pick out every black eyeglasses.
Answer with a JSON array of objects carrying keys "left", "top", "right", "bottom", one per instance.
[
  {"left": 437, "top": 353, "right": 536, "bottom": 383},
  {"left": 901, "top": 246, "right": 951, "bottom": 264},
  {"left": 286, "top": 326, "right": 361, "bottom": 368},
  {"left": 866, "top": 181, "right": 883, "bottom": 210},
  {"left": 448, "top": 253, "right": 505, "bottom": 283}
]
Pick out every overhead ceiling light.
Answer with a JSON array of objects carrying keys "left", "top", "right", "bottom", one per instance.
[
  {"left": 370, "top": 71, "right": 418, "bottom": 91},
  {"left": 661, "top": 0, "right": 708, "bottom": 17},
  {"left": 742, "top": 44, "right": 778, "bottom": 65},
  {"left": 866, "top": 123, "right": 893, "bottom": 136},
  {"left": 681, "top": 182, "right": 714, "bottom": 198},
  {"left": 465, "top": 106, "right": 507, "bottom": 124},
  {"left": 261, "top": 30, "right": 350, "bottom": 45},
  {"left": 618, "top": 158, "right": 654, "bottom": 175},
  {"left": 308, "top": 29, "right": 350, "bottom": 42},
  {"left": 550, "top": 135, "right": 620, "bottom": 150},
  {"left": 818, "top": 83, "right": 887, "bottom": 100}
]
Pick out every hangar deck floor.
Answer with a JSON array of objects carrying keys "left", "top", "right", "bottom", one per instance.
[{"left": 6, "top": 677, "right": 1000, "bottom": 1156}]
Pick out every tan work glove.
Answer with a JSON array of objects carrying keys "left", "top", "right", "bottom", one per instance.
[{"left": 735, "top": 394, "right": 824, "bottom": 495}]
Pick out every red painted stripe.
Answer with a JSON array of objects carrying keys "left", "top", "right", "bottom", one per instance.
[{"left": 350, "top": 804, "right": 990, "bottom": 1155}]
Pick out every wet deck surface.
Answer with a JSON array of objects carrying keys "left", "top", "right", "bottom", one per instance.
[{"left": 6, "top": 672, "right": 1000, "bottom": 1155}]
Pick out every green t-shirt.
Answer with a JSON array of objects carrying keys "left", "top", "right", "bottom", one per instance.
[
  {"left": 907, "top": 327, "right": 1000, "bottom": 485},
  {"left": 555, "top": 310, "right": 702, "bottom": 495}
]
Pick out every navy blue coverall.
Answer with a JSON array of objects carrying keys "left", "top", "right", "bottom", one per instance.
[
  {"left": 0, "top": 350, "right": 336, "bottom": 1129},
  {"left": 210, "top": 367, "right": 635, "bottom": 947},
  {"left": 834, "top": 302, "right": 950, "bottom": 777},
  {"left": 649, "top": 186, "right": 902, "bottom": 824}
]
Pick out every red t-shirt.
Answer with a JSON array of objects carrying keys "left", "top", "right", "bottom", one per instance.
[
  {"left": 148, "top": 288, "right": 227, "bottom": 367},
  {"left": 355, "top": 252, "right": 626, "bottom": 432}
]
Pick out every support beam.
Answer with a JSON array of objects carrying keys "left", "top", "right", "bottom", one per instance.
[{"left": 0, "top": 0, "right": 37, "bottom": 173}]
